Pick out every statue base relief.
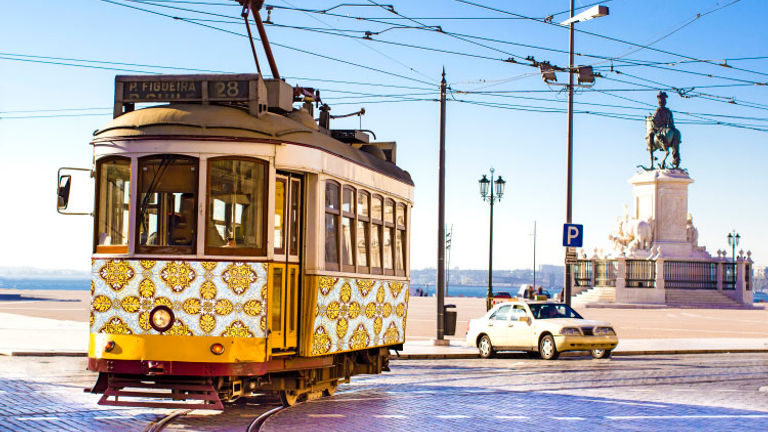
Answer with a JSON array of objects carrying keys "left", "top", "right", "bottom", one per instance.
[{"left": 607, "top": 168, "right": 710, "bottom": 260}]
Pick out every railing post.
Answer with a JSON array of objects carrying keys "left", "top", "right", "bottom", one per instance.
[
  {"left": 735, "top": 255, "right": 745, "bottom": 304},
  {"left": 655, "top": 258, "right": 665, "bottom": 301},
  {"left": 716, "top": 262, "right": 723, "bottom": 291},
  {"left": 615, "top": 256, "right": 626, "bottom": 302},
  {"left": 590, "top": 258, "right": 597, "bottom": 287}
]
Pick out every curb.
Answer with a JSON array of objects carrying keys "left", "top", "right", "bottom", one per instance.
[
  {"left": 1, "top": 351, "right": 88, "bottom": 357},
  {"left": 393, "top": 348, "right": 768, "bottom": 360}
]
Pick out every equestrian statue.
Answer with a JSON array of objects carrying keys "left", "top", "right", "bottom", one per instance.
[{"left": 642, "top": 91, "right": 682, "bottom": 170}]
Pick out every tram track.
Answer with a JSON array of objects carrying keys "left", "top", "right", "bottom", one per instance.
[
  {"left": 246, "top": 405, "right": 285, "bottom": 432},
  {"left": 142, "top": 409, "right": 192, "bottom": 432}
]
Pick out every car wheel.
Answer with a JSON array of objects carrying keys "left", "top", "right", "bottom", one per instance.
[
  {"left": 591, "top": 348, "right": 612, "bottom": 359},
  {"left": 478, "top": 335, "right": 495, "bottom": 359},
  {"left": 539, "top": 334, "right": 559, "bottom": 360}
]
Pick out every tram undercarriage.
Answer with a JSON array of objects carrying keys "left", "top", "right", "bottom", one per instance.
[{"left": 89, "top": 346, "right": 396, "bottom": 408}]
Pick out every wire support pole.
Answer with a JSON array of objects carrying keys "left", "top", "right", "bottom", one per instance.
[
  {"left": 564, "top": 0, "right": 575, "bottom": 307},
  {"left": 436, "top": 68, "right": 447, "bottom": 341}
]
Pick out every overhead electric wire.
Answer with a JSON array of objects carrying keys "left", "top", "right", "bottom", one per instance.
[
  {"left": 452, "top": 0, "right": 768, "bottom": 81},
  {"left": 97, "top": 0, "right": 436, "bottom": 86},
  {"left": 593, "top": 0, "right": 743, "bottom": 65},
  {"left": 278, "top": 0, "right": 433, "bottom": 82}
]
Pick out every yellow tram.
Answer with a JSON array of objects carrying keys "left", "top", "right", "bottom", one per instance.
[{"left": 59, "top": 72, "right": 413, "bottom": 408}]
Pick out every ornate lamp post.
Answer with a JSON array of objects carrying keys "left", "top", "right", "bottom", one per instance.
[
  {"left": 727, "top": 230, "right": 741, "bottom": 262},
  {"left": 479, "top": 168, "right": 505, "bottom": 310}
]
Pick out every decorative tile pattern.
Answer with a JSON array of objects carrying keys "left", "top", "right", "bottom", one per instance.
[
  {"left": 91, "top": 259, "right": 268, "bottom": 338},
  {"left": 311, "top": 277, "right": 409, "bottom": 356}
]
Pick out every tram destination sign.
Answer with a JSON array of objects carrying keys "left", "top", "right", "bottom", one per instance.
[{"left": 114, "top": 74, "right": 264, "bottom": 117}]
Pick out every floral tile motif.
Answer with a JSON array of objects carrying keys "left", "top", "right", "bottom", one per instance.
[
  {"left": 310, "top": 276, "right": 409, "bottom": 356},
  {"left": 91, "top": 259, "right": 267, "bottom": 338}
]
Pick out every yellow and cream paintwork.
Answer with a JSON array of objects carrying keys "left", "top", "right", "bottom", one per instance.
[
  {"left": 89, "top": 104, "right": 413, "bottom": 364},
  {"left": 303, "top": 276, "right": 408, "bottom": 356}
]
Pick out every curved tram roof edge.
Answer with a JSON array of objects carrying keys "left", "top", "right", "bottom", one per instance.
[{"left": 92, "top": 104, "right": 413, "bottom": 186}]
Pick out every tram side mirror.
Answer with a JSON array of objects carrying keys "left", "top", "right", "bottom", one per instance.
[
  {"left": 57, "top": 175, "right": 72, "bottom": 210},
  {"left": 56, "top": 167, "right": 93, "bottom": 216}
]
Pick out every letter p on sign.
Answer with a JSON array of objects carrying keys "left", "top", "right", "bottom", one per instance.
[{"left": 563, "top": 224, "right": 583, "bottom": 248}]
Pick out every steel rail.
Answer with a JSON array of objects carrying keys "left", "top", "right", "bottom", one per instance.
[
  {"left": 142, "top": 409, "right": 193, "bottom": 432},
  {"left": 246, "top": 405, "right": 285, "bottom": 432}
]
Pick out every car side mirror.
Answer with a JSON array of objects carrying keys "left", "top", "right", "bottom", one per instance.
[{"left": 57, "top": 175, "right": 72, "bottom": 210}]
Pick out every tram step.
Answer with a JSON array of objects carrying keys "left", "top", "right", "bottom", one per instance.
[{"left": 98, "top": 375, "right": 224, "bottom": 410}]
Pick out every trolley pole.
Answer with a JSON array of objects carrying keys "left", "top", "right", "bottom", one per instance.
[{"left": 435, "top": 68, "right": 447, "bottom": 344}]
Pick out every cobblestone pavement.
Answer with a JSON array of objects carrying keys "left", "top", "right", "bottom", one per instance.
[
  {"left": 2, "top": 354, "right": 767, "bottom": 431},
  {"left": 0, "top": 357, "right": 278, "bottom": 431},
  {"left": 263, "top": 353, "right": 768, "bottom": 432}
]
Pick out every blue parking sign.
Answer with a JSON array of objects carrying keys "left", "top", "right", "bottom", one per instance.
[{"left": 563, "top": 224, "right": 583, "bottom": 247}]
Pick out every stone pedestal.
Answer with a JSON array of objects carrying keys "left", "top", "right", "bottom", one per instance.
[{"left": 629, "top": 169, "right": 701, "bottom": 259}]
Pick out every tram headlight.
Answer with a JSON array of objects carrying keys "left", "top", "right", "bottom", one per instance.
[
  {"left": 104, "top": 340, "right": 116, "bottom": 353},
  {"left": 149, "top": 306, "right": 174, "bottom": 332},
  {"left": 210, "top": 343, "right": 225, "bottom": 355}
]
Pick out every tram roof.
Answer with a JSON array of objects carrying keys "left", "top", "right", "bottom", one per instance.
[{"left": 92, "top": 103, "right": 413, "bottom": 185}]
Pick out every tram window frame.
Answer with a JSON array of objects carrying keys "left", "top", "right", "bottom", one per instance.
[
  {"left": 395, "top": 202, "right": 407, "bottom": 276},
  {"left": 205, "top": 156, "right": 269, "bottom": 257},
  {"left": 383, "top": 198, "right": 395, "bottom": 275},
  {"left": 136, "top": 154, "right": 199, "bottom": 255},
  {"left": 356, "top": 190, "right": 370, "bottom": 274},
  {"left": 94, "top": 156, "right": 131, "bottom": 254},
  {"left": 324, "top": 180, "right": 341, "bottom": 272},
  {"left": 341, "top": 185, "right": 356, "bottom": 272},
  {"left": 370, "top": 194, "right": 384, "bottom": 275},
  {"left": 274, "top": 177, "right": 287, "bottom": 256}
]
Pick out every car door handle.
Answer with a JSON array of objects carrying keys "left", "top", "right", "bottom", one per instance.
[
  {"left": 507, "top": 323, "right": 514, "bottom": 327},
  {"left": 488, "top": 323, "right": 494, "bottom": 327}
]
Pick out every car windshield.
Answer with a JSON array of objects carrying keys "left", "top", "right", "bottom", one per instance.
[{"left": 528, "top": 303, "right": 583, "bottom": 320}]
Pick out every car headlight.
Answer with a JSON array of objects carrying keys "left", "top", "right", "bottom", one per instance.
[
  {"left": 560, "top": 327, "right": 581, "bottom": 336},
  {"left": 149, "top": 306, "right": 175, "bottom": 332},
  {"left": 594, "top": 327, "right": 616, "bottom": 335}
]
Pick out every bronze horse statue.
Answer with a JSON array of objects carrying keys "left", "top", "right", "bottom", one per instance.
[
  {"left": 641, "top": 91, "right": 682, "bottom": 170},
  {"left": 645, "top": 116, "right": 681, "bottom": 169}
]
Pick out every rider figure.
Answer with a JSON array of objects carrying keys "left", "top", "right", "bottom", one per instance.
[
  {"left": 646, "top": 91, "right": 681, "bottom": 169},
  {"left": 651, "top": 91, "right": 674, "bottom": 129}
]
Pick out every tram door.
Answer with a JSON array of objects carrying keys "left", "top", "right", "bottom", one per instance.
[{"left": 269, "top": 174, "right": 302, "bottom": 352}]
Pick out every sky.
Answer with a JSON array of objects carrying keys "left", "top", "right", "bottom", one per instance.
[{"left": 1, "top": 0, "right": 767, "bottom": 273}]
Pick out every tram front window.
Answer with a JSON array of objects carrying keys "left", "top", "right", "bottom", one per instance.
[
  {"left": 96, "top": 157, "right": 130, "bottom": 253},
  {"left": 137, "top": 155, "right": 198, "bottom": 254},
  {"left": 207, "top": 158, "right": 267, "bottom": 255}
]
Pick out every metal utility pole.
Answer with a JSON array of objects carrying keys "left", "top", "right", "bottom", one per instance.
[
  {"left": 435, "top": 68, "right": 447, "bottom": 344},
  {"left": 532, "top": 221, "right": 537, "bottom": 288},
  {"left": 564, "top": 0, "right": 575, "bottom": 307}
]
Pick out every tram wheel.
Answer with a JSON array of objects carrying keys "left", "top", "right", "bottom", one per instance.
[
  {"left": 323, "top": 381, "right": 338, "bottom": 397},
  {"left": 279, "top": 390, "right": 300, "bottom": 407}
]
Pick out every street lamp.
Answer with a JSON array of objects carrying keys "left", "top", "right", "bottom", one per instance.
[
  {"left": 727, "top": 230, "right": 741, "bottom": 262},
  {"left": 479, "top": 168, "right": 505, "bottom": 310},
  {"left": 560, "top": 2, "right": 609, "bottom": 307}
]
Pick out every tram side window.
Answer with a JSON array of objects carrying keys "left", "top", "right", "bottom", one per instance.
[
  {"left": 95, "top": 157, "right": 131, "bottom": 253},
  {"left": 324, "top": 181, "right": 340, "bottom": 271},
  {"left": 396, "top": 203, "right": 407, "bottom": 276},
  {"left": 341, "top": 186, "right": 356, "bottom": 272},
  {"left": 137, "top": 155, "right": 198, "bottom": 254},
  {"left": 370, "top": 195, "right": 383, "bottom": 274},
  {"left": 383, "top": 199, "right": 395, "bottom": 274},
  {"left": 356, "top": 191, "right": 370, "bottom": 272},
  {"left": 206, "top": 158, "right": 267, "bottom": 256}
]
